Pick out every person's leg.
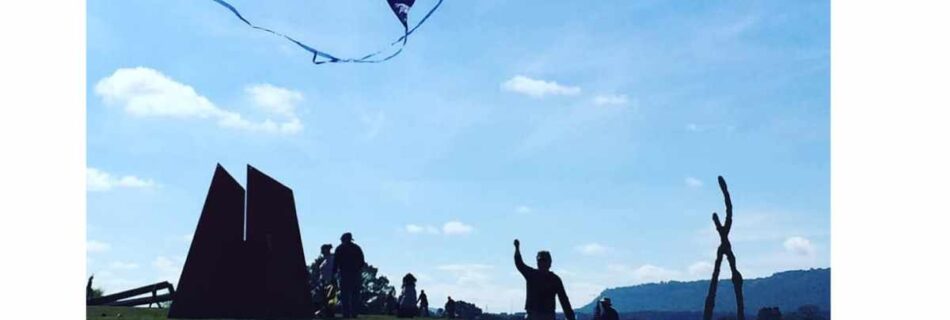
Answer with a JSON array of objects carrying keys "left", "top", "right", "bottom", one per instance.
[
  {"left": 344, "top": 277, "right": 359, "bottom": 318},
  {"left": 339, "top": 278, "right": 352, "bottom": 318}
]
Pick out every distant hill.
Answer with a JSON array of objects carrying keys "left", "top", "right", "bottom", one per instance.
[{"left": 577, "top": 268, "right": 829, "bottom": 314}]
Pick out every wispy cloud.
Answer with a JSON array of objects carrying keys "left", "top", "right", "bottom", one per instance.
[
  {"left": 108, "top": 261, "right": 140, "bottom": 270},
  {"left": 515, "top": 205, "right": 533, "bottom": 214},
  {"left": 783, "top": 236, "right": 816, "bottom": 257},
  {"left": 427, "top": 264, "right": 523, "bottom": 313},
  {"left": 405, "top": 224, "right": 440, "bottom": 235},
  {"left": 608, "top": 264, "right": 683, "bottom": 284},
  {"left": 501, "top": 75, "right": 580, "bottom": 98},
  {"left": 442, "top": 221, "right": 475, "bottom": 235},
  {"left": 688, "top": 261, "right": 714, "bottom": 277},
  {"left": 686, "top": 123, "right": 704, "bottom": 132},
  {"left": 575, "top": 243, "right": 610, "bottom": 256},
  {"left": 95, "top": 67, "right": 303, "bottom": 134},
  {"left": 87, "top": 167, "right": 156, "bottom": 192},
  {"left": 592, "top": 94, "right": 629, "bottom": 106},
  {"left": 437, "top": 264, "right": 494, "bottom": 285},
  {"left": 685, "top": 176, "right": 704, "bottom": 188},
  {"left": 404, "top": 221, "right": 475, "bottom": 236},
  {"left": 87, "top": 240, "right": 111, "bottom": 253},
  {"left": 358, "top": 109, "right": 386, "bottom": 140},
  {"left": 153, "top": 256, "right": 184, "bottom": 285}
]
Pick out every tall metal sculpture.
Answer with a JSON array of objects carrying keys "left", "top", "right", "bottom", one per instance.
[
  {"left": 168, "top": 164, "right": 313, "bottom": 319},
  {"left": 703, "top": 176, "right": 745, "bottom": 320}
]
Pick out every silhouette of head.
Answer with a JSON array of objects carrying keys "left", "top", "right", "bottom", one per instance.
[
  {"left": 403, "top": 273, "right": 417, "bottom": 287},
  {"left": 321, "top": 244, "right": 332, "bottom": 254},
  {"left": 341, "top": 232, "right": 354, "bottom": 243},
  {"left": 536, "top": 251, "right": 552, "bottom": 271},
  {"left": 601, "top": 297, "right": 612, "bottom": 307}
]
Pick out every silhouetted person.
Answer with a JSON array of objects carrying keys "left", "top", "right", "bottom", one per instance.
[
  {"left": 388, "top": 290, "right": 399, "bottom": 315},
  {"left": 513, "top": 239, "right": 575, "bottom": 320},
  {"left": 398, "top": 273, "right": 419, "bottom": 318},
  {"left": 599, "top": 298, "right": 618, "bottom": 320},
  {"left": 592, "top": 298, "right": 602, "bottom": 320},
  {"left": 444, "top": 296, "right": 456, "bottom": 319},
  {"left": 335, "top": 232, "right": 366, "bottom": 318},
  {"left": 313, "top": 244, "right": 337, "bottom": 318},
  {"left": 418, "top": 290, "right": 429, "bottom": 317}
]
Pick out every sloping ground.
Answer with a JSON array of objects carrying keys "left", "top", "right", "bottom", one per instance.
[{"left": 578, "top": 268, "right": 830, "bottom": 314}]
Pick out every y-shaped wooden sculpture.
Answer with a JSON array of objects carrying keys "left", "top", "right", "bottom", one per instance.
[{"left": 703, "top": 176, "right": 745, "bottom": 320}]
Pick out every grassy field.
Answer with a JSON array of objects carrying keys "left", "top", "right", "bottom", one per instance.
[
  {"left": 87, "top": 307, "right": 405, "bottom": 320},
  {"left": 87, "top": 306, "right": 169, "bottom": 320}
]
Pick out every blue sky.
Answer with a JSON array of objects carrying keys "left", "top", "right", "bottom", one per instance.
[{"left": 87, "top": 0, "right": 829, "bottom": 312}]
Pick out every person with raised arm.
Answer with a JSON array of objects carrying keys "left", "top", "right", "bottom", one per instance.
[{"left": 513, "top": 239, "right": 575, "bottom": 320}]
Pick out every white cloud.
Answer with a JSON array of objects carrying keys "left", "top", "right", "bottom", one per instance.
[
  {"left": 245, "top": 83, "right": 302, "bottom": 117},
  {"left": 608, "top": 264, "right": 682, "bottom": 284},
  {"left": 575, "top": 243, "right": 610, "bottom": 256},
  {"left": 685, "top": 176, "right": 704, "bottom": 188},
  {"left": 405, "top": 224, "right": 439, "bottom": 235},
  {"left": 515, "top": 205, "right": 533, "bottom": 214},
  {"left": 784, "top": 236, "right": 816, "bottom": 257},
  {"left": 592, "top": 94, "right": 629, "bottom": 106},
  {"left": 501, "top": 75, "right": 580, "bottom": 98},
  {"left": 688, "top": 261, "right": 714, "bottom": 277},
  {"left": 405, "top": 221, "right": 473, "bottom": 236},
  {"left": 153, "top": 256, "right": 184, "bottom": 285},
  {"left": 109, "top": 261, "right": 140, "bottom": 270},
  {"left": 633, "top": 265, "right": 681, "bottom": 283},
  {"left": 95, "top": 67, "right": 303, "bottom": 134},
  {"left": 95, "top": 67, "right": 220, "bottom": 118},
  {"left": 87, "top": 240, "right": 111, "bottom": 253},
  {"left": 87, "top": 167, "right": 156, "bottom": 192},
  {"left": 442, "top": 221, "right": 475, "bottom": 235},
  {"left": 427, "top": 264, "right": 523, "bottom": 313},
  {"left": 437, "top": 264, "right": 494, "bottom": 285}
]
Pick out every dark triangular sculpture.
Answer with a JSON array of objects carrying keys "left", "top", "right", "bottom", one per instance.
[
  {"left": 245, "top": 165, "right": 314, "bottom": 318},
  {"left": 168, "top": 164, "right": 313, "bottom": 319}
]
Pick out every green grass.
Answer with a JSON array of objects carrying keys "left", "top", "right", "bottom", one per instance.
[
  {"left": 86, "top": 307, "right": 406, "bottom": 320},
  {"left": 87, "top": 306, "right": 168, "bottom": 320}
]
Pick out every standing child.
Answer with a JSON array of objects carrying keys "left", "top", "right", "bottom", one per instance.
[{"left": 397, "top": 273, "right": 419, "bottom": 318}]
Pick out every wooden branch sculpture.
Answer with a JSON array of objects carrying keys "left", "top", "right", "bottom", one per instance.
[{"left": 703, "top": 176, "right": 745, "bottom": 320}]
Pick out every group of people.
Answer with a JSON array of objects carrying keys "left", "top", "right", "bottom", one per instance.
[
  {"left": 310, "top": 232, "right": 432, "bottom": 319},
  {"left": 392, "top": 273, "right": 433, "bottom": 318},
  {"left": 309, "top": 234, "right": 604, "bottom": 320}
]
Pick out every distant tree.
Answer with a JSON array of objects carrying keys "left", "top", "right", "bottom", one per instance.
[
  {"left": 756, "top": 307, "right": 781, "bottom": 320},
  {"left": 453, "top": 300, "right": 482, "bottom": 319},
  {"left": 789, "top": 305, "right": 823, "bottom": 320},
  {"left": 90, "top": 287, "right": 104, "bottom": 299},
  {"left": 360, "top": 264, "right": 396, "bottom": 314}
]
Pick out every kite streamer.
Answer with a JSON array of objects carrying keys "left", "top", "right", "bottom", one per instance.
[{"left": 210, "top": 0, "right": 444, "bottom": 65}]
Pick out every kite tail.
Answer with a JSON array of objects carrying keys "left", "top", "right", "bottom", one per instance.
[{"left": 210, "top": 0, "right": 444, "bottom": 65}]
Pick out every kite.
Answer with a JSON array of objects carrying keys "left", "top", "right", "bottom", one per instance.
[{"left": 210, "top": 0, "right": 444, "bottom": 65}]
